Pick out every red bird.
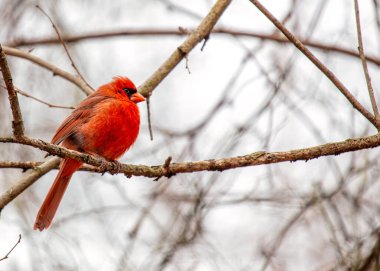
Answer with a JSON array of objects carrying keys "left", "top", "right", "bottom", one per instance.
[{"left": 34, "top": 76, "right": 145, "bottom": 231}]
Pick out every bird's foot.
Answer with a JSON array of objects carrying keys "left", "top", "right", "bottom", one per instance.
[
  {"left": 109, "top": 160, "right": 122, "bottom": 175},
  {"left": 98, "top": 159, "right": 109, "bottom": 175},
  {"left": 98, "top": 159, "right": 122, "bottom": 175}
]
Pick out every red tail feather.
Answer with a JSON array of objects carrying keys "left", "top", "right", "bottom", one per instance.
[{"left": 34, "top": 158, "right": 82, "bottom": 231}]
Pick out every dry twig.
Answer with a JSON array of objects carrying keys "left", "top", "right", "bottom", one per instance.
[
  {"left": 146, "top": 96, "right": 154, "bottom": 140},
  {"left": 36, "top": 5, "right": 94, "bottom": 93},
  {"left": 354, "top": 0, "right": 379, "bottom": 120},
  {"left": 0, "top": 234, "right": 21, "bottom": 262},
  {"left": 0, "top": 84, "right": 74, "bottom": 109},
  {"left": 0, "top": 160, "right": 95, "bottom": 171},
  {"left": 0, "top": 44, "right": 24, "bottom": 138}
]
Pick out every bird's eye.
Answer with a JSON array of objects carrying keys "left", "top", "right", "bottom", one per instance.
[{"left": 123, "top": 88, "right": 136, "bottom": 98}]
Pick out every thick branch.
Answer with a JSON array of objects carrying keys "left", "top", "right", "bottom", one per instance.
[
  {"left": 1, "top": 134, "right": 380, "bottom": 178},
  {"left": 248, "top": 0, "right": 379, "bottom": 129},
  {"left": 2, "top": 46, "right": 93, "bottom": 95},
  {"left": 1, "top": 133, "right": 380, "bottom": 210},
  {"left": 0, "top": 158, "right": 60, "bottom": 210},
  {"left": 138, "top": 0, "right": 232, "bottom": 97},
  {"left": 0, "top": 44, "right": 24, "bottom": 137}
]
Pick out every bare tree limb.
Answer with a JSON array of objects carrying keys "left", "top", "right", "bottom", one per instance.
[
  {"left": 354, "top": 0, "right": 379, "bottom": 120},
  {"left": 0, "top": 160, "right": 95, "bottom": 171},
  {"left": 2, "top": 46, "right": 93, "bottom": 95},
  {"left": 0, "top": 133, "right": 380, "bottom": 182},
  {"left": 138, "top": 0, "right": 232, "bottom": 97},
  {"left": 0, "top": 158, "right": 60, "bottom": 210},
  {"left": 248, "top": 0, "right": 380, "bottom": 129},
  {"left": 0, "top": 84, "right": 74, "bottom": 109},
  {"left": 0, "top": 44, "right": 24, "bottom": 138},
  {"left": 0, "top": 234, "right": 21, "bottom": 262}
]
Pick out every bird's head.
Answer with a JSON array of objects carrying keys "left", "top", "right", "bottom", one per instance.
[{"left": 109, "top": 76, "right": 146, "bottom": 103}]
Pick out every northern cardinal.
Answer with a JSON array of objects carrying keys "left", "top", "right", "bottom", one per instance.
[{"left": 34, "top": 76, "right": 145, "bottom": 231}]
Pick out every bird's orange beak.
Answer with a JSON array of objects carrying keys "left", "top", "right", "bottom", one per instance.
[{"left": 131, "top": 92, "right": 146, "bottom": 103}]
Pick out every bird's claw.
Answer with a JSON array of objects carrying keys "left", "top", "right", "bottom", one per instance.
[
  {"left": 99, "top": 159, "right": 122, "bottom": 175},
  {"left": 110, "top": 160, "right": 122, "bottom": 175},
  {"left": 99, "top": 159, "right": 108, "bottom": 175}
]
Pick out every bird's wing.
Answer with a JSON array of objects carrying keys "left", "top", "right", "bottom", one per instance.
[{"left": 51, "top": 94, "right": 111, "bottom": 145}]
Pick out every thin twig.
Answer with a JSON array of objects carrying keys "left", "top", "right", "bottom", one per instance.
[
  {"left": 184, "top": 54, "right": 191, "bottom": 74},
  {"left": 2, "top": 46, "right": 93, "bottom": 95},
  {"left": 354, "top": 0, "right": 379, "bottom": 120},
  {"left": 248, "top": 0, "right": 380, "bottom": 129},
  {"left": 35, "top": 5, "right": 94, "bottom": 93},
  {"left": 0, "top": 84, "right": 74, "bottom": 109},
  {"left": 0, "top": 160, "right": 96, "bottom": 171},
  {"left": 200, "top": 34, "right": 210, "bottom": 51},
  {"left": 146, "top": 95, "right": 154, "bottom": 140},
  {"left": 138, "top": 0, "right": 232, "bottom": 97},
  {"left": 0, "top": 44, "right": 24, "bottom": 138},
  {"left": 0, "top": 234, "right": 21, "bottom": 261},
  {"left": 373, "top": 0, "right": 380, "bottom": 48},
  {"left": 153, "top": 156, "right": 173, "bottom": 181}
]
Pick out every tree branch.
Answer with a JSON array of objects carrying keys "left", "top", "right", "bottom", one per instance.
[
  {"left": 1, "top": 134, "right": 380, "bottom": 178},
  {"left": 0, "top": 84, "right": 74, "bottom": 109},
  {"left": 248, "top": 0, "right": 380, "bottom": 129},
  {"left": 1, "top": 132, "right": 380, "bottom": 210},
  {"left": 0, "top": 44, "right": 24, "bottom": 138},
  {"left": 0, "top": 157, "right": 60, "bottom": 210},
  {"left": 0, "top": 160, "right": 95, "bottom": 171},
  {"left": 36, "top": 5, "right": 94, "bottom": 93}
]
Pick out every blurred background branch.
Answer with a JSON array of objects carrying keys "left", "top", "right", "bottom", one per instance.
[{"left": 6, "top": 28, "right": 380, "bottom": 66}]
